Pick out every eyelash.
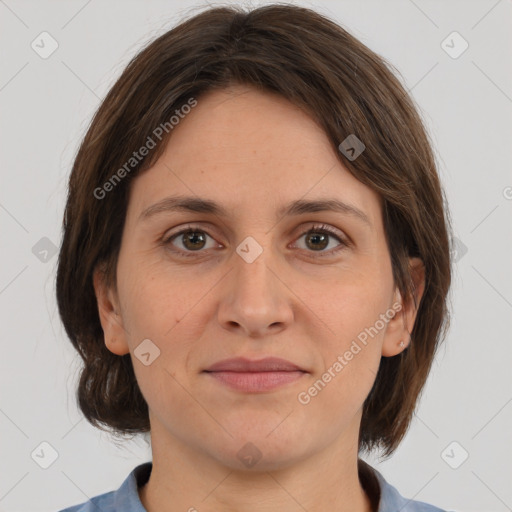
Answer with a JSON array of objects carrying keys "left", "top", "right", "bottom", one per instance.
[{"left": 162, "top": 223, "right": 349, "bottom": 259}]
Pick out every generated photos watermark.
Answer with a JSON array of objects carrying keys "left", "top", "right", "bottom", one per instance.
[
  {"left": 297, "top": 300, "right": 402, "bottom": 405},
  {"left": 93, "top": 97, "right": 198, "bottom": 200}
]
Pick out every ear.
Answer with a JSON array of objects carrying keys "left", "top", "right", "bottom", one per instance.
[
  {"left": 92, "top": 265, "right": 130, "bottom": 356},
  {"left": 381, "top": 257, "right": 425, "bottom": 357}
]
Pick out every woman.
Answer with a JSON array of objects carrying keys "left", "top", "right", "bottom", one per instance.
[{"left": 56, "top": 4, "right": 453, "bottom": 511}]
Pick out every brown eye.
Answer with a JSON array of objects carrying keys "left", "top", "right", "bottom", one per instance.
[
  {"left": 294, "top": 224, "right": 348, "bottom": 256},
  {"left": 181, "top": 230, "right": 207, "bottom": 251},
  {"left": 304, "top": 232, "right": 329, "bottom": 251},
  {"left": 164, "top": 226, "right": 219, "bottom": 257}
]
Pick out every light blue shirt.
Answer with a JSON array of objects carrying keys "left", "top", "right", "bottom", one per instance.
[{"left": 58, "top": 461, "right": 447, "bottom": 511}]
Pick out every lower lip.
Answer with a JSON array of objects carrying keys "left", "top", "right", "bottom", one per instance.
[{"left": 204, "top": 371, "right": 306, "bottom": 392}]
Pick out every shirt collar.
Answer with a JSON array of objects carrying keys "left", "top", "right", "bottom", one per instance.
[{"left": 119, "top": 460, "right": 433, "bottom": 512}]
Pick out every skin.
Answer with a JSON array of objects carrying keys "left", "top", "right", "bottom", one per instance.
[{"left": 94, "top": 84, "right": 425, "bottom": 512}]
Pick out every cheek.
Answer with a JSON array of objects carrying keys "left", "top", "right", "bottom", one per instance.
[
  {"left": 118, "top": 258, "right": 197, "bottom": 337},
  {"left": 118, "top": 264, "right": 214, "bottom": 390},
  {"left": 306, "top": 281, "right": 390, "bottom": 405},
  {"left": 314, "top": 274, "right": 391, "bottom": 340},
  {"left": 121, "top": 272, "right": 202, "bottom": 421},
  {"left": 299, "top": 335, "right": 382, "bottom": 426}
]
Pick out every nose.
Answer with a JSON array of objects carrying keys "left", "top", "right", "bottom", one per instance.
[{"left": 217, "top": 245, "right": 294, "bottom": 338}]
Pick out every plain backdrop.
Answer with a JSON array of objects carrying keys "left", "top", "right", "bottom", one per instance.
[{"left": 1, "top": 1, "right": 511, "bottom": 511}]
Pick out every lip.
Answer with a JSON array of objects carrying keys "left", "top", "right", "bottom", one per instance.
[
  {"left": 204, "top": 356, "right": 305, "bottom": 372},
  {"left": 203, "top": 357, "right": 307, "bottom": 393}
]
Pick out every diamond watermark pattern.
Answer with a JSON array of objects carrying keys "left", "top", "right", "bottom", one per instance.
[
  {"left": 31, "top": 441, "right": 59, "bottom": 469},
  {"left": 441, "top": 441, "right": 469, "bottom": 469},
  {"left": 338, "top": 134, "right": 366, "bottom": 161},
  {"left": 441, "top": 31, "right": 469, "bottom": 59},
  {"left": 31, "top": 31, "right": 59, "bottom": 59},
  {"left": 134, "top": 338, "right": 161, "bottom": 366},
  {"left": 450, "top": 237, "right": 468, "bottom": 263},
  {"left": 237, "top": 442, "right": 263, "bottom": 468},
  {"left": 32, "top": 237, "right": 58, "bottom": 263},
  {"left": 236, "top": 236, "right": 263, "bottom": 263}
]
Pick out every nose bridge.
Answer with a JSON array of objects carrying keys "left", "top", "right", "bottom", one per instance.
[
  {"left": 232, "top": 225, "right": 276, "bottom": 286},
  {"left": 233, "top": 239, "right": 279, "bottom": 309},
  {"left": 218, "top": 235, "right": 292, "bottom": 336}
]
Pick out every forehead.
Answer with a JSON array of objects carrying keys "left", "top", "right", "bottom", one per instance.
[{"left": 126, "top": 86, "right": 382, "bottom": 229}]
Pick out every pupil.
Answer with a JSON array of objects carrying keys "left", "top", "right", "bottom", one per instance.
[
  {"left": 181, "top": 231, "right": 329, "bottom": 251},
  {"left": 185, "top": 231, "right": 205, "bottom": 250},
  {"left": 308, "top": 233, "right": 327, "bottom": 250}
]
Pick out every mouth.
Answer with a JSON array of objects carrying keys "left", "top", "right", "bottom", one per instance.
[{"left": 203, "top": 357, "right": 307, "bottom": 393}]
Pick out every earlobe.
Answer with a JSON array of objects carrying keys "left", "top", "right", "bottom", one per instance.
[
  {"left": 92, "top": 266, "right": 130, "bottom": 356},
  {"left": 104, "top": 336, "right": 130, "bottom": 356}
]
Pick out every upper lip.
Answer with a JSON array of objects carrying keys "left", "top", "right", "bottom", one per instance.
[{"left": 204, "top": 357, "right": 306, "bottom": 372}]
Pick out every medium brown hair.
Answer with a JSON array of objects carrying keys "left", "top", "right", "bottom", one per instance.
[{"left": 56, "top": 3, "right": 453, "bottom": 457}]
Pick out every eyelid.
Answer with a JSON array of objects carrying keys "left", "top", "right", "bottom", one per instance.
[
  {"left": 161, "top": 223, "right": 222, "bottom": 256},
  {"left": 162, "top": 222, "right": 350, "bottom": 257},
  {"left": 290, "top": 223, "right": 350, "bottom": 256},
  {"left": 162, "top": 223, "right": 221, "bottom": 245}
]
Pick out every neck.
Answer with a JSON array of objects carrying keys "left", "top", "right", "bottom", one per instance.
[{"left": 139, "top": 420, "right": 374, "bottom": 512}]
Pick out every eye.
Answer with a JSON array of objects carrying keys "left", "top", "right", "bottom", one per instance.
[
  {"left": 162, "top": 223, "right": 349, "bottom": 258},
  {"left": 293, "top": 223, "right": 348, "bottom": 256},
  {"left": 163, "top": 225, "right": 219, "bottom": 257}
]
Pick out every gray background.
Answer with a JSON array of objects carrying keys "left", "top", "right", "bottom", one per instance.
[{"left": 1, "top": 0, "right": 511, "bottom": 511}]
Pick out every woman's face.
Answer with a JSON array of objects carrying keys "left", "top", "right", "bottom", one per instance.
[{"left": 94, "top": 85, "right": 422, "bottom": 470}]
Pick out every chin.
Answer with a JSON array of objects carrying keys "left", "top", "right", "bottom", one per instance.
[
  {"left": 215, "top": 442, "right": 311, "bottom": 473},
  {"left": 205, "top": 425, "right": 316, "bottom": 473}
]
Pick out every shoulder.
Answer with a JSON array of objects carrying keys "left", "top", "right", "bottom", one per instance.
[
  {"left": 375, "top": 469, "right": 449, "bottom": 511},
  {"left": 360, "top": 460, "right": 450, "bottom": 512},
  {"left": 56, "top": 462, "right": 152, "bottom": 512},
  {"left": 56, "top": 490, "right": 116, "bottom": 512}
]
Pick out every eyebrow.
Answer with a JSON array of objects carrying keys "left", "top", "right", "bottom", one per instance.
[{"left": 138, "top": 195, "right": 371, "bottom": 226}]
